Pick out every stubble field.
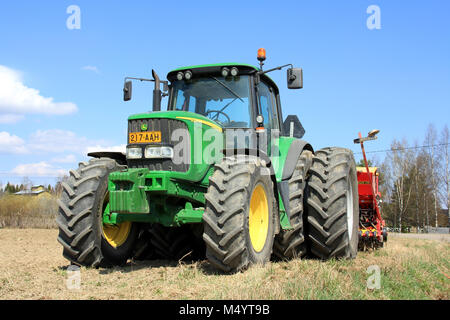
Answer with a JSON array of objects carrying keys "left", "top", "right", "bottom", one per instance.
[{"left": 0, "top": 229, "right": 448, "bottom": 300}]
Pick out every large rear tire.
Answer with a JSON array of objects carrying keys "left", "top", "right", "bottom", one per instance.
[
  {"left": 272, "top": 150, "right": 312, "bottom": 260},
  {"left": 203, "top": 155, "right": 276, "bottom": 272},
  {"left": 305, "top": 147, "right": 359, "bottom": 260},
  {"left": 57, "top": 158, "right": 138, "bottom": 267}
]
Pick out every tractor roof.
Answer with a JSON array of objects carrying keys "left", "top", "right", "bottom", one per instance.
[
  {"left": 169, "top": 62, "right": 258, "bottom": 73},
  {"left": 167, "top": 63, "right": 279, "bottom": 93}
]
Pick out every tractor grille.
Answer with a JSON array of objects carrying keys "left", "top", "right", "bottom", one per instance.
[{"left": 127, "top": 118, "right": 190, "bottom": 172}]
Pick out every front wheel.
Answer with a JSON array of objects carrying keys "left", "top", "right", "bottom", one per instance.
[
  {"left": 202, "top": 155, "right": 276, "bottom": 272},
  {"left": 57, "top": 158, "right": 138, "bottom": 267}
]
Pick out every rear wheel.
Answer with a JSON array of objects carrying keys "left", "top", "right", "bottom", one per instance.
[
  {"left": 57, "top": 158, "right": 138, "bottom": 267},
  {"left": 203, "top": 155, "right": 276, "bottom": 272},
  {"left": 305, "top": 147, "right": 359, "bottom": 260}
]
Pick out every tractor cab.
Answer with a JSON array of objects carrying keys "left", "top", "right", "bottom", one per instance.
[
  {"left": 123, "top": 50, "right": 305, "bottom": 141},
  {"left": 164, "top": 62, "right": 304, "bottom": 137},
  {"left": 166, "top": 64, "right": 256, "bottom": 129}
]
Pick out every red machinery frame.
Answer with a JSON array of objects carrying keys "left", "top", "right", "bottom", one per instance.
[{"left": 354, "top": 131, "right": 387, "bottom": 248}]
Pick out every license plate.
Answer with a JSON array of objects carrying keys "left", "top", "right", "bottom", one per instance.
[{"left": 129, "top": 131, "right": 162, "bottom": 144}]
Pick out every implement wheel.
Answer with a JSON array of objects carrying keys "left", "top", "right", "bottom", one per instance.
[
  {"left": 203, "top": 155, "right": 276, "bottom": 272},
  {"left": 57, "top": 158, "right": 138, "bottom": 267}
]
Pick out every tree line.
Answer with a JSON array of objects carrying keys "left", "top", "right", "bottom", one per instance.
[
  {"left": 371, "top": 124, "right": 449, "bottom": 231},
  {"left": 0, "top": 178, "right": 60, "bottom": 196}
]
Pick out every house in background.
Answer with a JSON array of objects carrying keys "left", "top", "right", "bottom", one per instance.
[{"left": 14, "top": 185, "right": 52, "bottom": 198}]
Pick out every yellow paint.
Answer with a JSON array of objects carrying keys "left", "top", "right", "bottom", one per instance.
[
  {"left": 356, "top": 166, "right": 379, "bottom": 175},
  {"left": 249, "top": 184, "right": 269, "bottom": 253},
  {"left": 176, "top": 116, "right": 223, "bottom": 132},
  {"left": 103, "top": 222, "right": 131, "bottom": 248}
]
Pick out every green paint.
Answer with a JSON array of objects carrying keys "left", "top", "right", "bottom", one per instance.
[
  {"left": 277, "top": 191, "right": 293, "bottom": 230},
  {"left": 270, "top": 136, "right": 296, "bottom": 230},
  {"left": 106, "top": 69, "right": 301, "bottom": 231},
  {"left": 104, "top": 204, "right": 204, "bottom": 226},
  {"left": 271, "top": 136, "right": 295, "bottom": 182}
]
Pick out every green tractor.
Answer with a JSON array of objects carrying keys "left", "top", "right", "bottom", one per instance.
[{"left": 57, "top": 49, "right": 359, "bottom": 272}]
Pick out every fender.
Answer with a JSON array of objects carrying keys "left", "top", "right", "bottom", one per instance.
[
  {"left": 276, "top": 139, "right": 314, "bottom": 227},
  {"left": 88, "top": 152, "right": 127, "bottom": 166},
  {"left": 281, "top": 139, "right": 314, "bottom": 181}
]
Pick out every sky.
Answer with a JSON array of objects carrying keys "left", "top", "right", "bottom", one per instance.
[{"left": 0, "top": 0, "right": 449, "bottom": 187}]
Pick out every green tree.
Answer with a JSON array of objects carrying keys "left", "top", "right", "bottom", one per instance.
[{"left": 356, "top": 159, "right": 373, "bottom": 167}]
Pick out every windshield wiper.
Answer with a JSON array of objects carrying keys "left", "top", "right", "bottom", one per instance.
[
  {"left": 210, "top": 77, "right": 244, "bottom": 102},
  {"left": 219, "top": 98, "right": 237, "bottom": 113}
]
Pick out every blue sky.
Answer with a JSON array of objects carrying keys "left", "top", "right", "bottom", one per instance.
[{"left": 0, "top": 0, "right": 449, "bottom": 187}]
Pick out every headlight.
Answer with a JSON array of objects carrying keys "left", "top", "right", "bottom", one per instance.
[
  {"left": 184, "top": 70, "right": 192, "bottom": 80},
  {"left": 126, "top": 147, "right": 142, "bottom": 159},
  {"left": 221, "top": 67, "right": 230, "bottom": 77},
  {"left": 145, "top": 146, "right": 174, "bottom": 159}
]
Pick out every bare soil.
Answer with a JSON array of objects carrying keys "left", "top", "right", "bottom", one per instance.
[
  {"left": 0, "top": 229, "right": 448, "bottom": 300},
  {"left": 390, "top": 232, "right": 450, "bottom": 242}
]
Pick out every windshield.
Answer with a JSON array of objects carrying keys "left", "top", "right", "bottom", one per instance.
[{"left": 169, "top": 75, "right": 251, "bottom": 128}]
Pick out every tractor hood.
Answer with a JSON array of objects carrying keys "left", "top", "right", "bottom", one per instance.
[{"left": 128, "top": 110, "right": 223, "bottom": 132}]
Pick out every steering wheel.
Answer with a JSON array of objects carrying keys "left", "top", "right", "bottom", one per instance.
[{"left": 205, "top": 110, "right": 231, "bottom": 124}]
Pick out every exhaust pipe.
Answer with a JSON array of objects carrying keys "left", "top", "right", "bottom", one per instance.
[{"left": 152, "top": 69, "right": 161, "bottom": 112}]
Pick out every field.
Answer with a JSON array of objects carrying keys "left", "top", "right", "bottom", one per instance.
[
  {"left": 0, "top": 229, "right": 448, "bottom": 300},
  {"left": 0, "top": 195, "right": 57, "bottom": 229}
]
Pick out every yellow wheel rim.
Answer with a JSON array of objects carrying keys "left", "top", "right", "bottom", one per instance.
[
  {"left": 101, "top": 192, "right": 131, "bottom": 248},
  {"left": 249, "top": 184, "right": 269, "bottom": 253},
  {"left": 103, "top": 222, "right": 131, "bottom": 248}
]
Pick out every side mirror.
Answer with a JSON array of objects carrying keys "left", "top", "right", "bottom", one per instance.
[
  {"left": 283, "top": 115, "right": 305, "bottom": 139},
  {"left": 123, "top": 81, "right": 132, "bottom": 101},
  {"left": 287, "top": 68, "right": 303, "bottom": 89}
]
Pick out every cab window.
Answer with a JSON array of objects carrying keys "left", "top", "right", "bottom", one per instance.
[{"left": 257, "top": 82, "right": 276, "bottom": 130}]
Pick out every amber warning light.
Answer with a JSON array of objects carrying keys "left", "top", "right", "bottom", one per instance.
[{"left": 257, "top": 48, "right": 266, "bottom": 61}]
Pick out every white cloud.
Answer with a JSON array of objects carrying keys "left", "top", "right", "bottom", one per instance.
[
  {"left": 82, "top": 66, "right": 100, "bottom": 74},
  {"left": 0, "top": 65, "right": 78, "bottom": 120},
  {"left": 28, "top": 129, "right": 123, "bottom": 155},
  {"left": 28, "top": 129, "right": 93, "bottom": 153},
  {"left": 86, "top": 144, "right": 126, "bottom": 154},
  {"left": 11, "top": 162, "right": 66, "bottom": 177},
  {"left": 0, "top": 114, "right": 24, "bottom": 124},
  {"left": 1, "top": 128, "right": 124, "bottom": 161},
  {"left": 0, "top": 131, "right": 28, "bottom": 154},
  {"left": 51, "top": 154, "right": 77, "bottom": 163}
]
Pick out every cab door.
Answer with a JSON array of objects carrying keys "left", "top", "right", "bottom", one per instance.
[{"left": 256, "top": 81, "right": 280, "bottom": 156}]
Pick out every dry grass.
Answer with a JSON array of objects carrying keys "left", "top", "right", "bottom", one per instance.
[
  {"left": 0, "top": 195, "right": 57, "bottom": 229},
  {"left": 0, "top": 229, "right": 448, "bottom": 300}
]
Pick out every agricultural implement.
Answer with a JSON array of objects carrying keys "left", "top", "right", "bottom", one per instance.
[
  {"left": 354, "top": 130, "right": 387, "bottom": 250},
  {"left": 57, "top": 49, "right": 360, "bottom": 272}
]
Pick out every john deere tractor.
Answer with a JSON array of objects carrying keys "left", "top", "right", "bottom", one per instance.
[{"left": 57, "top": 49, "right": 359, "bottom": 272}]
